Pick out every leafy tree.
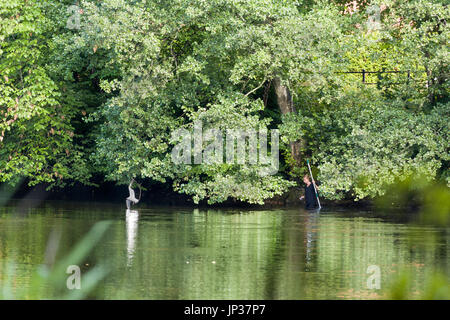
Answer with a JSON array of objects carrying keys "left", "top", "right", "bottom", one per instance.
[
  {"left": 0, "top": 0, "right": 89, "bottom": 187},
  {"left": 281, "top": 91, "right": 448, "bottom": 200},
  {"left": 76, "top": 0, "right": 348, "bottom": 204},
  {"left": 1, "top": 0, "right": 447, "bottom": 204},
  {"left": 280, "top": 0, "right": 449, "bottom": 199}
]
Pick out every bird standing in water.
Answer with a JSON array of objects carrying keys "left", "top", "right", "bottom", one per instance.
[{"left": 126, "top": 178, "right": 140, "bottom": 209}]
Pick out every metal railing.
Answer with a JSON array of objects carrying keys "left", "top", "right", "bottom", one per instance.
[{"left": 338, "top": 69, "right": 427, "bottom": 85}]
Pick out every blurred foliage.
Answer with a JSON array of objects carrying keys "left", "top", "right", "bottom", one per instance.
[
  {"left": 374, "top": 174, "right": 450, "bottom": 299},
  {"left": 389, "top": 270, "right": 449, "bottom": 300},
  {"left": 375, "top": 174, "right": 450, "bottom": 226},
  {"left": 0, "top": 221, "right": 111, "bottom": 299}
]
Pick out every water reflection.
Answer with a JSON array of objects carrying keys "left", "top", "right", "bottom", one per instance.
[
  {"left": 305, "top": 211, "right": 320, "bottom": 271},
  {"left": 125, "top": 209, "right": 139, "bottom": 267},
  {"left": 0, "top": 204, "right": 448, "bottom": 299}
]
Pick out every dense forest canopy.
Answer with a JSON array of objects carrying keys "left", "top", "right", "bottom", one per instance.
[{"left": 0, "top": 0, "right": 448, "bottom": 204}]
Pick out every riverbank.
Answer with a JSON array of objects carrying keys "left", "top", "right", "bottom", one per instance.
[{"left": 1, "top": 181, "right": 378, "bottom": 210}]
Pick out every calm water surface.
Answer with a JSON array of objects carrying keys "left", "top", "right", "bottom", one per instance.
[{"left": 0, "top": 201, "right": 448, "bottom": 299}]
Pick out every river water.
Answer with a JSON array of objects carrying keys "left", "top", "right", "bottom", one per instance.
[{"left": 0, "top": 201, "right": 448, "bottom": 299}]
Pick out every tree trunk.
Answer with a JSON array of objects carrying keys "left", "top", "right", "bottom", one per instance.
[
  {"left": 273, "top": 77, "right": 303, "bottom": 168},
  {"left": 273, "top": 77, "right": 296, "bottom": 114}
]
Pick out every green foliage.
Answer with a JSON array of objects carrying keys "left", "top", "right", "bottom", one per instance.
[
  {"left": 0, "top": 0, "right": 91, "bottom": 187},
  {"left": 282, "top": 92, "right": 448, "bottom": 200},
  {"left": 80, "top": 0, "right": 315, "bottom": 203},
  {"left": 0, "top": 221, "right": 111, "bottom": 299},
  {"left": 279, "top": 0, "right": 449, "bottom": 201},
  {"left": 388, "top": 270, "right": 450, "bottom": 300},
  {"left": 0, "top": 0, "right": 448, "bottom": 204},
  {"left": 382, "top": 0, "right": 449, "bottom": 107}
]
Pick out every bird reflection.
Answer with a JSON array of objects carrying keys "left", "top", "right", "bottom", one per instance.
[{"left": 126, "top": 209, "right": 139, "bottom": 267}]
